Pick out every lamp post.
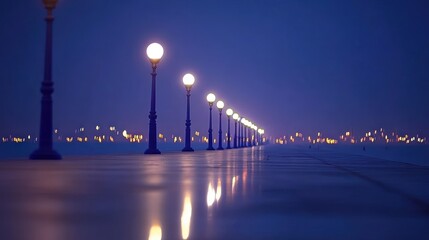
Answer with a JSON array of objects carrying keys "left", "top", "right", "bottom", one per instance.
[
  {"left": 237, "top": 117, "right": 241, "bottom": 147},
  {"left": 241, "top": 118, "right": 246, "bottom": 147},
  {"left": 240, "top": 118, "right": 245, "bottom": 147},
  {"left": 245, "top": 121, "right": 249, "bottom": 147},
  {"left": 30, "top": 0, "right": 61, "bottom": 160},
  {"left": 182, "top": 73, "right": 195, "bottom": 152},
  {"left": 144, "top": 43, "right": 164, "bottom": 154},
  {"left": 216, "top": 100, "right": 224, "bottom": 150},
  {"left": 233, "top": 113, "right": 239, "bottom": 148},
  {"left": 248, "top": 122, "right": 252, "bottom": 147},
  {"left": 250, "top": 124, "right": 253, "bottom": 146},
  {"left": 226, "top": 108, "right": 233, "bottom": 149},
  {"left": 253, "top": 125, "right": 257, "bottom": 146},
  {"left": 206, "top": 93, "right": 216, "bottom": 150},
  {"left": 258, "top": 128, "right": 263, "bottom": 145}
]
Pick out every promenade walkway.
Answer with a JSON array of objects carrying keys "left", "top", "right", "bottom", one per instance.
[{"left": 0, "top": 145, "right": 428, "bottom": 239}]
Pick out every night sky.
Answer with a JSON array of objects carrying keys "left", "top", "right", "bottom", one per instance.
[{"left": 1, "top": 0, "right": 428, "bottom": 138}]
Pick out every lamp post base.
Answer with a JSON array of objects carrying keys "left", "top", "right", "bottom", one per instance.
[
  {"left": 30, "top": 149, "right": 62, "bottom": 160},
  {"left": 182, "top": 147, "right": 194, "bottom": 152},
  {"left": 144, "top": 148, "right": 161, "bottom": 154},
  {"left": 217, "top": 147, "right": 224, "bottom": 150}
]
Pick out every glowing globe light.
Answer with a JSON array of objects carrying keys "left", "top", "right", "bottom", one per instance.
[
  {"left": 226, "top": 108, "right": 233, "bottom": 116},
  {"left": 216, "top": 101, "right": 224, "bottom": 109},
  {"left": 206, "top": 93, "right": 216, "bottom": 103},
  {"left": 182, "top": 73, "right": 195, "bottom": 87},
  {"left": 146, "top": 43, "right": 164, "bottom": 64},
  {"left": 241, "top": 118, "right": 246, "bottom": 123},
  {"left": 233, "top": 113, "right": 239, "bottom": 120}
]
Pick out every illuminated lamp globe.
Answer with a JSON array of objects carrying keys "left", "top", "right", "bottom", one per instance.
[
  {"left": 146, "top": 43, "right": 164, "bottom": 64},
  {"left": 226, "top": 108, "right": 233, "bottom": 116},
  {"left": 216, "top": 101, "right": 224, "bottom": 110},
  {"left": 258, "top": 129, "right": 263, "bottom": 134},
  {"left": 206, "top": 93, "right": 216, "bottom": 103},
  {"left": 183, "top": 73, "right": 195, "bottom": 87},
  {"left": 241, "top": 118, "right": 246, "bottom": 123},
  {"left": 233, "top": 113, "right": 239, "bottom": 120}
]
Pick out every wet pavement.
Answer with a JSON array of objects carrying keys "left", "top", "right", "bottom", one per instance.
[{"left": 0, "top": 145, "right": 428, "bottom": 240}]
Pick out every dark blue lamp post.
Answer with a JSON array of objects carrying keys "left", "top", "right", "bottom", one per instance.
[
  {"left": 226, "top": 108, "right": 233, "bottom": 149},
  {"left": 144, "top": 43, "right": 164, "bottom": 154},
  {"left": 247, "top": 122, "right": 253, "bottom": 147},
  {"left": 253, "top": 125, "right": 257, "bottom": 146},
  {"left": 216, "top": 100, "right": 225, "bottom": 150},
  {"left": 247, "top": 122, "right": 252, "bottom": 147},
  {"left": 233, "top": 113, "right": 239, "bottom": 148},
  {"left": 260, "top": 129, "right": 265, "bottom": 145},
  {"left": 206, "top": 93, "right": 216, "bottom": 150},
  {"left": 241, "top": 118, "right": 246, "bottom": 147},
  {"left": 240, "top": 118, "right": 245, "bottom": 147},
  {"left": 182, "top": 73, "right": 195, "bottom": 152},
  {"left": 30, "top": 0, "right": 61, "bottom": 160}
]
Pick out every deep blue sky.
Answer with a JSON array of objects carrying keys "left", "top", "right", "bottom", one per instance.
[{"left": 1, "top": 0, "right": 428, "bottom": 138}]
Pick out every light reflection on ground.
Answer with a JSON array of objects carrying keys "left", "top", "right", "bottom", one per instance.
[{"left": 0, "top": 145, "right": 428, "bottom": 239}]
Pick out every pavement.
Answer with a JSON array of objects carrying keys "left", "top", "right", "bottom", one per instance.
[{"left": 0, "top": 145, "right": 428, "bottom": 240}]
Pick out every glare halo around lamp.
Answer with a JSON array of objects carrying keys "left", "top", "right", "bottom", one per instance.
[
  {"left": 232, "top": 113, "right": 239, "bottom": 148},
  {"left": 226, "top": 108, "right": 233, "bottom": 149},
  {"left": 206, "top": 93, "right": 216, "bottom": 150},
  {"left": 182, "top": 73, "right": 195, "bottom": 152},
  {"left": 30, "top": 0, "right": 61, "bottom": 160},
  {"left": 216, "top": 100, "right": 225, "bottom": 150},
  {"left": 144, "top": 42, "right": 164, "bottom": 154}
]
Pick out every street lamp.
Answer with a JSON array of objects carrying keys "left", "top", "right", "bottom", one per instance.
[
  {"left": 216, "top": 100, "right": 225, "bottom": 150},
  {"left": 30, "top": 0, "right": 61, "bottom": 160},
  {"left": 241, "top": 118, "right": 246, "bottom": 147},
  {"left": 226, "top": 108, "right": 233, "bottom": 149},
  {"left": 182, "top": 73, "right": 195, "bottom": 152},
  {"left": 206, "top": 93, "right": 216, "bottom": 150},
  {"left": 144, "top": 42, "right": 164, "bottom": 154},
  {"left": 258, "top": 128, "right": 263, "bottom": 145},
  {"left": 232, "top": 113, "right": 239, "bottom": 148},
  {"left": 253, "top": 125, "right": 257, "bottom": 146},
  {"left": 247, "top": 121, "right": 253, "bottom": 147}
]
